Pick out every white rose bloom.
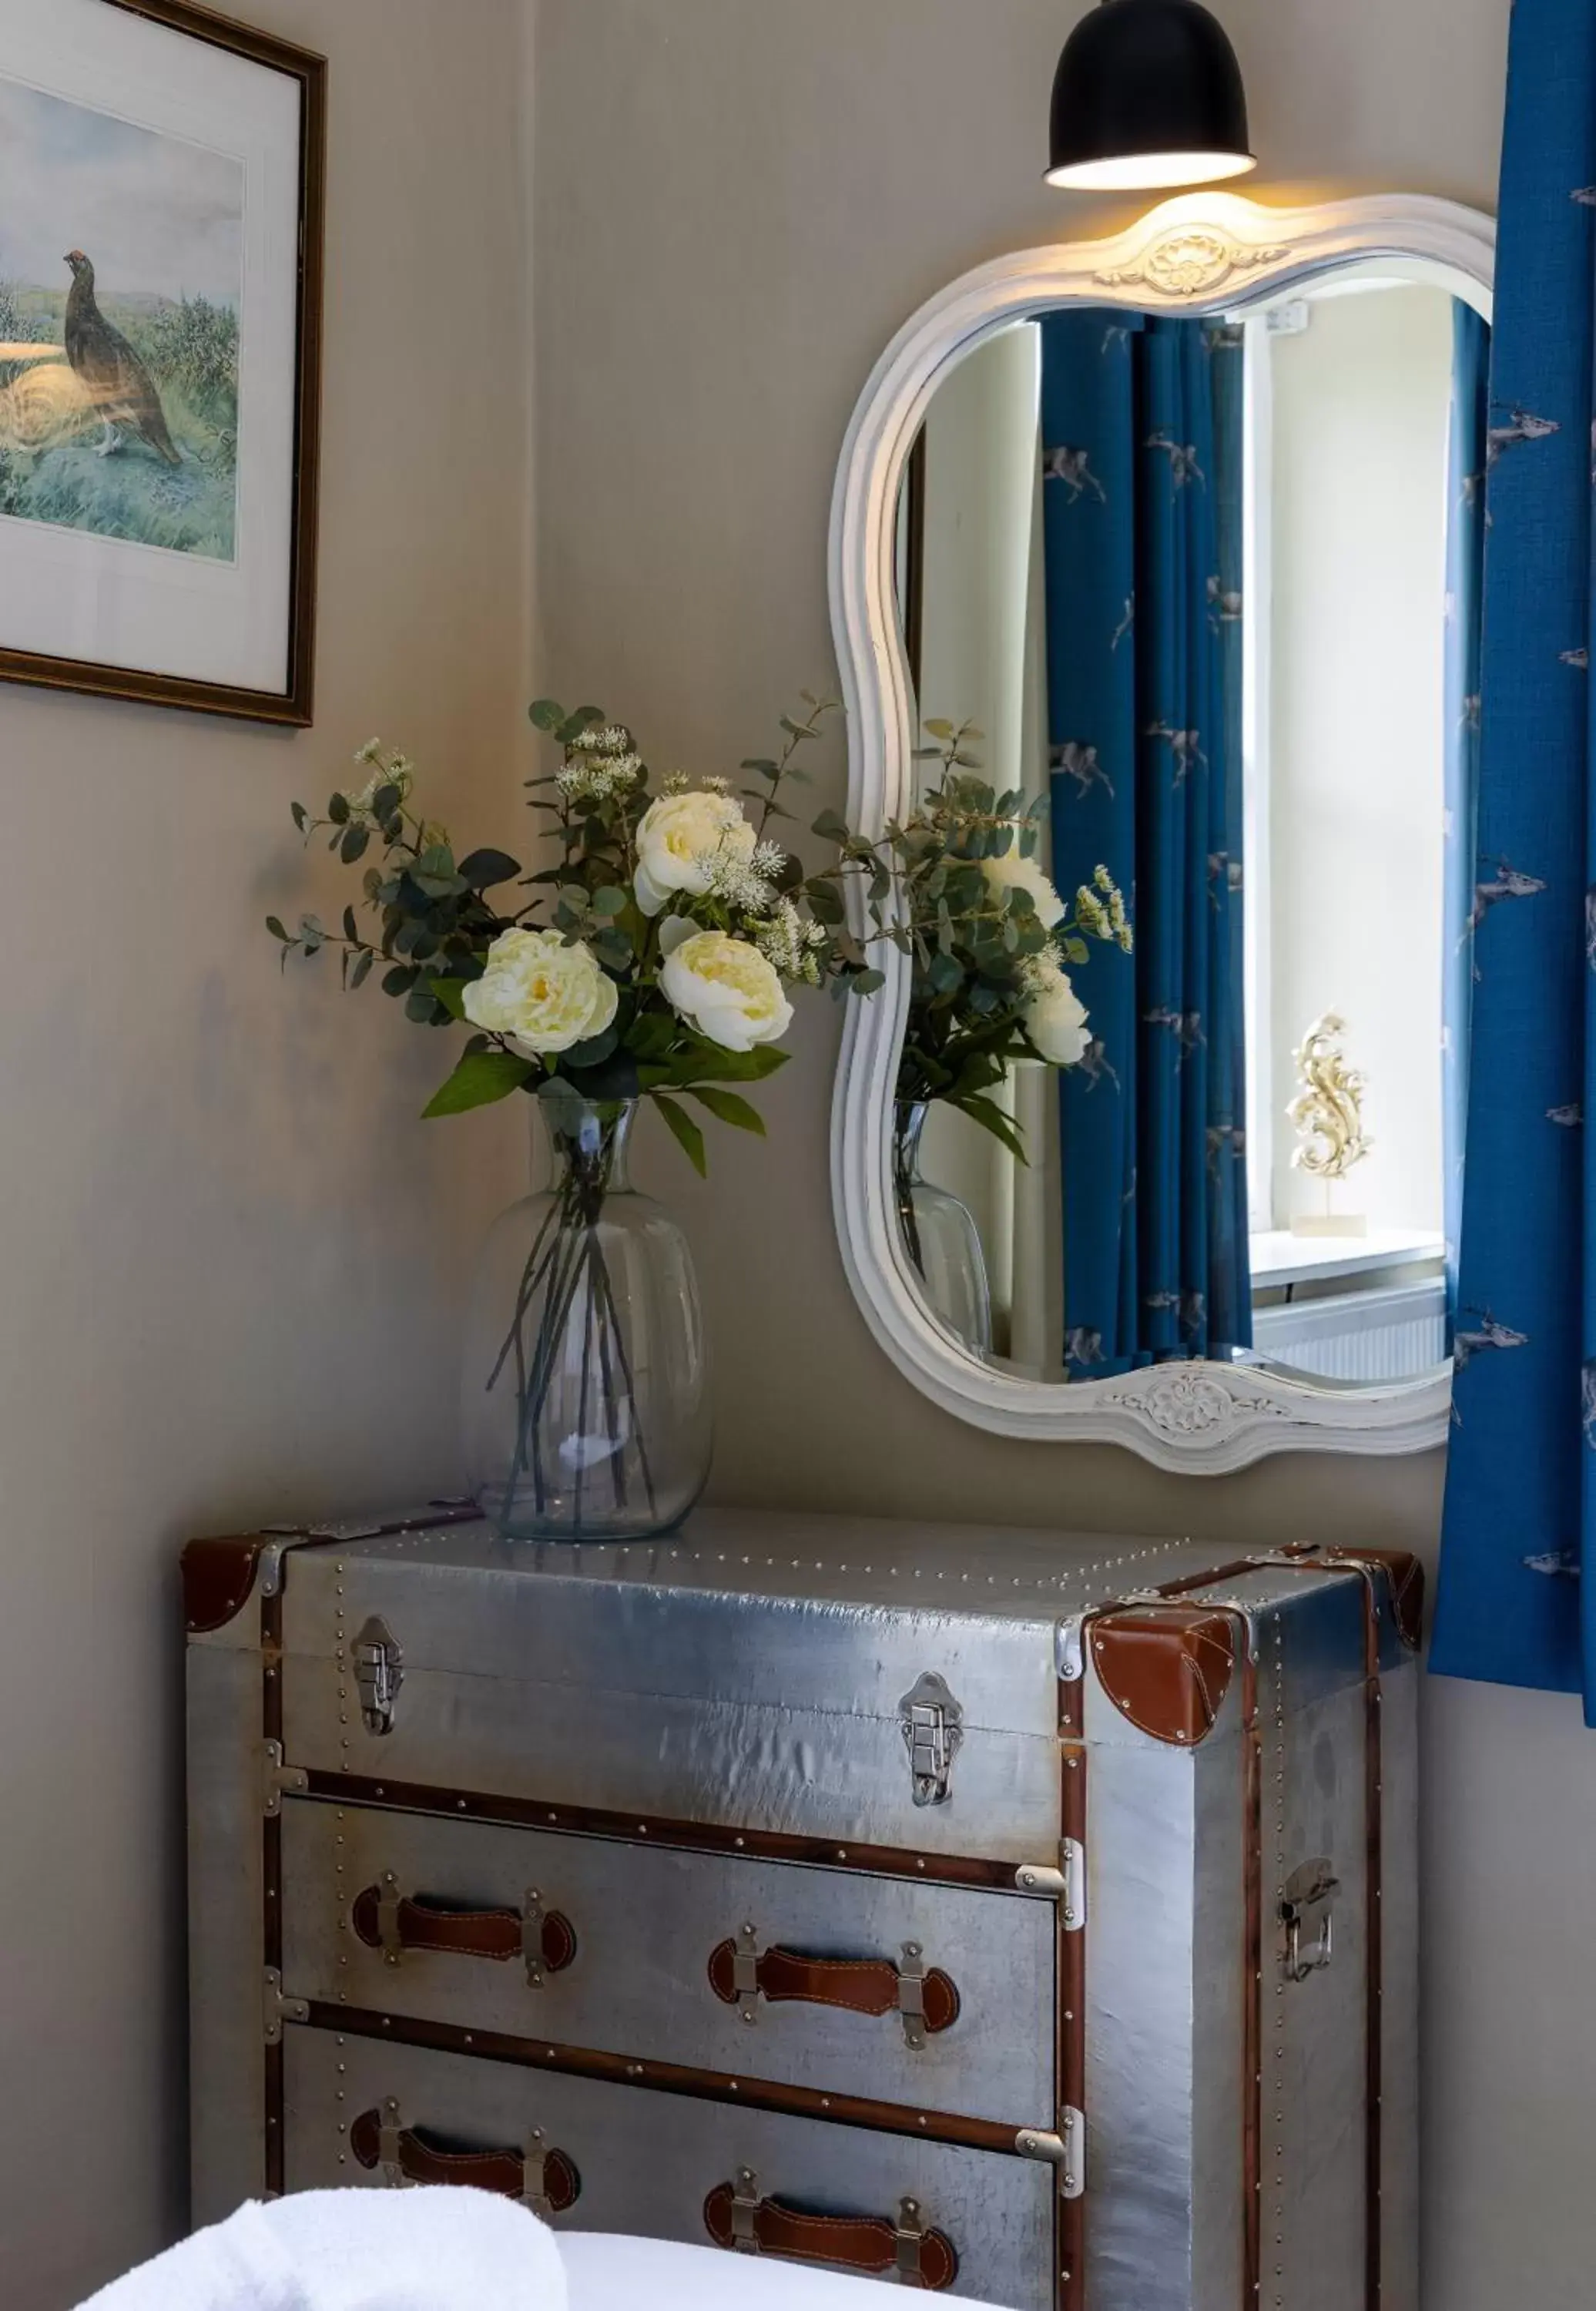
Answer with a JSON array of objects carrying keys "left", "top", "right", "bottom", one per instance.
[
  {"left": 633, "top": 791, "right": 756, "bottom": 917},
  {"left": 1024, "top": 970, "right": 1091, "bottom": 1067},
  {"left": 983, "top": 847, "right": 1066, "bottom": 929},
  {"left": 659, "top": 930, "right": 793, "bottom": 1053},
  {"left": 462, "top": 927, "right": 619, "bottom": 1057}
]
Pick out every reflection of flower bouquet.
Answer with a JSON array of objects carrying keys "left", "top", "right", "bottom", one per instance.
[
  {"left": 270, "top": 695, "right": 873, "bottom": 1530},
  {"left": 815, "top": 719, "right": 1132, "bottom": 1166}
]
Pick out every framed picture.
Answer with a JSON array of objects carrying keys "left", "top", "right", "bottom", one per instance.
[{"left": 0, "top": 0, "right": 324, "bottom": 723}]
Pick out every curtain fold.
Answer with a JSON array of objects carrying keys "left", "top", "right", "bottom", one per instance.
[
  {"left": 1432, "top": 0, "right": 1596, "bottom": 1709},
  {"left": 1441, "top": 307, "right": 1488, "bottom": 1337},
  {"left": 1040, "top": 310, "right": 1251, "bottom": 1377}
]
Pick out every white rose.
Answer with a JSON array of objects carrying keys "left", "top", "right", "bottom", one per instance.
[
  {"left": 633, "top": 790, "right": 756, "bottom": 917},
  {"left": 462, "top": 927, "right": 619, "bottom": 1057},
  {"left": 983, "top": 847, "right": 1066, "bottom": 929},
  {"left": 1024, "top": 971, "right": 1091, "bottom": 1066},
  {"left": 659, "top": 929, "right": 793, "bottom": 1053}
]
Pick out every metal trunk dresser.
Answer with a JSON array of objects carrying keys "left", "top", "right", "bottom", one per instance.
[{"left": 185, "top": 1504, "right": 1422, "bottom": 2311}]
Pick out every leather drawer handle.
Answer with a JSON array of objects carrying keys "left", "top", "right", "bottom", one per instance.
[
  {"left": 351, "top": 1877, "right": 576, "bottom": 1985},
  {"left": 350, "top": 2102, "right": 580, "bottom": 2212},
  {"left": 705, "top": 2174, "right": 957, "bottom": 2291},
  {"left": 708, "top": 1930, "right": 959, "bottom": 2047}
]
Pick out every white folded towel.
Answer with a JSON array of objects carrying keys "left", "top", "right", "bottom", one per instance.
[{"left": 74, "top": 2188, "right": 569, "bottom": 2311}]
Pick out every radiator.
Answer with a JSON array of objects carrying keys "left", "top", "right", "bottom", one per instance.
[{"left": 1251, "top": 1277, "right": 1448, "bottom": 1383}]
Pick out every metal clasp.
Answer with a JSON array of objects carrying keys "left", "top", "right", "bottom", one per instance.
[
  {"left": 898, "top": 1672, "right": 964, "bottom": 1807},
  {"left": 897, "top": 1942, "right": 927, "bottom": 2051},
  {"left": 522, "top": 2127, "right": 549, "bottom": 2215},
  {"left": 353, "top": 1615, "right": 403, "bottom": 1736},
  {"left": 525, "top": 1890, "right": 548, "bottom": 1989},
  {"left": 1017, "top": 2110, "right": 1085, "bottom": 2199},
  {"left": 732, "top": 1922, "right": 761, "bottom": 2024},
  {"left": 731, "top": 2166, "right": 762, "bottom": 2253},
  {"left": 262, "top": 1966, "right": 308, "bottom": 2044},
  {"left": 1280, "top": 1858, "right": 1340, "bottom": 1981},
  {"left": 378, "top": 2096, "right": 404, "bottom": 2188},
  {"left": 377, "top": 1870, "right": 402, "bottom": 1965},
  {"left": 895, "top": 2197, "right": 928, "bottom": 2279}
]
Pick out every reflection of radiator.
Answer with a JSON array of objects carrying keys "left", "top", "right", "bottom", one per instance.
[{"left": 1251, "top": 1279, "right": 1448, "bottom": 1384}]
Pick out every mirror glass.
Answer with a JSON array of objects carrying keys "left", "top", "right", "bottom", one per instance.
[{"left": 890, "top": 267, "right": 1487, "bottom": 1390}]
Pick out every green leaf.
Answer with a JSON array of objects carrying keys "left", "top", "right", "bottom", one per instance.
[
  {"left": 643, "top": 1044, "right": 790, "bottom": 1088},
  {"left": 565, "top": 1024, "right": 620, "bottom": 1069},
  {"left": 265, "top": 916, "right": 290, "bottom": 942},
  {"left": 349, "top": 949, "right": 374, "bottom": 991},
  {"left": 741, "top": 758, "right": 780, "bottom": 776},
  {"left": 528, "top": 698, "right": 568, "bottom": 733},
  {"left": 653, "top": 1092, "right": 707, "bottom": 1176},
  {"left": 428, "top": 976, "right": 469, "bottom": 1020},
  {"left": 851, "top": 968, "right": 887, "bottom": 995},
  {"left": 956, "top": 1093, "right": 1030, "bottom": 1165},
  {"left": 1064, "top": 937, "right": 1090, "bottom": 966},
  {"left": 557, "top": 1048, "right": 642, "bottom": 1102},
  {"left": 382, "top": 964, "right": 420, "bottom": 997},
  {"left": 923, "top": 718, "right": 957, "bottom": 740},
  {"left": 689, "top": 1085, "right": 766, "bottom": 1135},
  {"left": 290, "top": 801, "right": 307, "bottom": 833},
  {"left": 458, "top": 847, "right": 522, "bottom": 889},
  {"left": 558, "top": 706, "right": 608, "bottom": 745},
  {"left": 342, "top": 906, "right": 360, "bottom": 943},
  {"left": 327, "top": 790, "right": 350, "bottom": 825},
  {"left": 340, "top": 824, "right": 370, "bottom": 865},
  {"left": 421, "top": 1048, "right": 535, "bottom": 1119},
  {"left": 591, "top": 885, "right": 629, "bottom": 915},
  {"left": 812, "top": 808, "right": 850, "bottom": 842}
]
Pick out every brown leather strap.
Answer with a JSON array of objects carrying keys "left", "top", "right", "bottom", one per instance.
[
  {"left": 349, "top": 2109, "right": 579, "bottom": 2208},
  {"left": 706, "top": 1941, "right": 959, "bottom": 2032},
  {"left": 351, "top": 1885, "right": 576, "bottom": 1972},
  {"left": 703, "top": 2182, "right": 957, "bottom": 2290}
]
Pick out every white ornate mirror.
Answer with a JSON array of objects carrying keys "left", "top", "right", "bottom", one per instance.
[{"left": 828, "top": 193, "right": 1494, "bottom": 1471}]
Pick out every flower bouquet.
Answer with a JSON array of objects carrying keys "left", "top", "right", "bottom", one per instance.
[{"left": 270, "top": 695, "right": 870, "bottom": 1540}]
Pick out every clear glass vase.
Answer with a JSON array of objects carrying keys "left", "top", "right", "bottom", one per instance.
[
  {"left": 462, "top": 1087, "right": 712, "bottom": 1541},
  {"left": 893, "top": 1100, "right": 994, "bottom": 1356}
]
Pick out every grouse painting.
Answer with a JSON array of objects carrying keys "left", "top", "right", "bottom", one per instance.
[{"left": 62, "top": 249, "right": 182, "bottom": 466}]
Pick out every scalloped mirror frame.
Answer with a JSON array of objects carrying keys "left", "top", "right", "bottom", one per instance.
[{"left": 827, "top": 192, "right": 1494, "bottom": 1474}]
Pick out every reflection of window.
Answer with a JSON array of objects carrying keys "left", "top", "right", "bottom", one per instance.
[{"left": 1242, "top": 280, "right": 1455, "bottom": 1374}]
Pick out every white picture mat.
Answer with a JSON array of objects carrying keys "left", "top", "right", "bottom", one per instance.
[{"left": 0, "top": 0, "right": 301, "bottom": 695}]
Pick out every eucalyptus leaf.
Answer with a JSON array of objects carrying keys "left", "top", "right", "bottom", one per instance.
[
  {"left": 528, "top": 698, "right": 568, "bottom": 733},
  {"left": 458, "top": 847, "right": 523, "bottom": 890}
]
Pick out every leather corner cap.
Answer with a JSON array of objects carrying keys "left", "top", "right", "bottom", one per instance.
[
  {"left": 182, "top": 1535, "right": 272, "bottom": 1634},
  {"left": 1333, "top": 1548, "right": 1426, "bottom": 1651},
  {"left": 1090, "top": 1608, "right": 1237, "bottom": 1746}
]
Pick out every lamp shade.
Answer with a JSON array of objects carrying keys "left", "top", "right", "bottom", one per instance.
[{"left": 1046, "top": 0, "right": 1255, "bottom": 191}]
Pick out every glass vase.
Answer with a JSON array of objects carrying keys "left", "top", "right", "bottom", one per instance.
[
  {"left": 462, "top": 1087, "right": 711, "bottom": 1541},
  {"left": 893, "top": 1101, "right": 994, "bottom": 1356}
]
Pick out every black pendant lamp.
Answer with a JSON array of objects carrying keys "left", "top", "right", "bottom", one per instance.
[{"left": 1046, "top": 0, "right": 1256, "bottom": 192}]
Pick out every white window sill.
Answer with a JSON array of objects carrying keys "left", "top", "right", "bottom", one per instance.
[{"left": 1248, "top": 1228, "right": 1447, "bottom": 1292}]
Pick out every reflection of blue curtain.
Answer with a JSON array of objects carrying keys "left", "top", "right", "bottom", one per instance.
[
  {"left": 1442, "top": 307, "right": 1488, "bottom": 1336},
  {"left": 1041, "top": 310, "right": 1250, "bottom": 1376},
  {"left": 1433, "top": 0, "right": 1596, "bottom": 1710}
]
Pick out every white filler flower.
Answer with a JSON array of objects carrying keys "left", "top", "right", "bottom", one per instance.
[
  {"left": 464, "top": 927, "right": 619, "bottom": 1057},
  {"left": 982, "top": 847, "right": 1066, "bottom": 928},
  {"left": 633, "top": 791, "right": 756, "bottom": 917},
  {"left": 660, "top": 930, "right": 793, "bottom": 1052}
]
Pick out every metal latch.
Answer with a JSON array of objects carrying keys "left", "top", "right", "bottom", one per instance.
[
  {"left": 263, "top": 1967, "right": 308, "bottom": 2044},
  {"left": 1280, "top": 1858, "right": 1340, "bottom": 1981},
  {"left": 378, "top": 2096, "right": 405, "bottom": 2188},
  {"left": 732, "top": 1922, "right": 762, "bottom": 2023},
  {"left": 261, "top": 1739, "right": 308, "bottom": 1817},
  {"left": 895, "top": 2198, "right": 929, "bottom": 2280},
  {"left": 731, "top": 2166, "right": 762, "bottom": 2252},
  {"left": 524, "top": 1889, "right": 549, "bottom": 1990},
  {"left": 353, "top": 1615, "right": 403, "bottom": 1736},
  {"left": 1017, "top": 2108, "right": 1085, "bottom": 2199},
  {"left": 898, "top": 1672, "right": 964, "bottom": 1807},
  {"left": 521, "top": 2126, "right": 550, "bottom": 2216},
  {"left": 897, "top": 1941, "right": 927, "bottom": 2050},
  {"left": 377, "top": 1870, "right": 402, "bottom": 1964}
]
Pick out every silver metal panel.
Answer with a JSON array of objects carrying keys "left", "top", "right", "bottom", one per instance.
[
  {"left": 1263, "top": 1675, "right": 1370, "bottom": 2311},
  {"left": 1379, "top": 1656, "right": 1420, "bottom": 2311},
  {"left": 283, "top": 2026, "right": 1056, "bottom": 2309},
  {"left": 186, "top": 1645, "right": 267, "bottom": 2223},
  {"left": 1083, "top": 1729, "right": 1247, "bottom": 2311},
  {"left": 279, "top": 1803, "right": 1055, "bottom": 2127}
]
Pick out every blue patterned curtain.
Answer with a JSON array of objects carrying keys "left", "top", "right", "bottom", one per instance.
[
  {"left": 1441, "top": 307, "right": 1488, "bottom": 1337},
  {"left": 1041, "top": 310, "right": 1251, "bottom": 1377},
  {"left": 1432, "top": 0, "right": 1596, "bottom": 1707}
]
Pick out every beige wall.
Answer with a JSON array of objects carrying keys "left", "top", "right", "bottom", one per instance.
[
  {"left": 533, "top": 7, "right": 1596, "bottom": 2310},
  {"left": 0, "top": 4, "right": 530, "bottom": 2303}
]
